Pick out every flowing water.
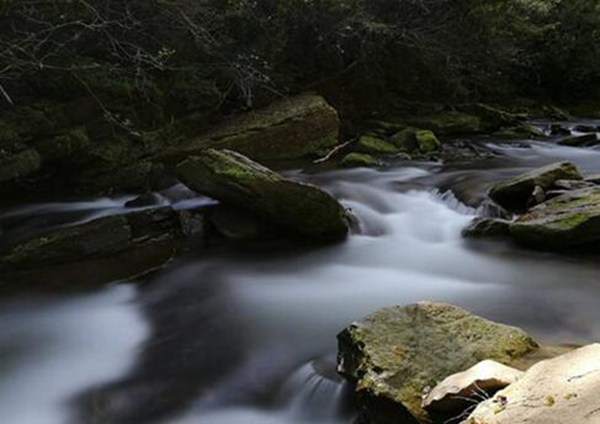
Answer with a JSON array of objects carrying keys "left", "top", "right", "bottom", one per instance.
[{"left": 2, "top": 123, "right": 600, "bottom": 424}]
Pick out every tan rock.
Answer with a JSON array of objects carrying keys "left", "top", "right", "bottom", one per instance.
[{"left": 423, "top": 360, "right": 524, "bottom": 413}]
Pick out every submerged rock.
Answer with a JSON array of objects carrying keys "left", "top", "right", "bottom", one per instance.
[
  {"left": 160, "top": 94, "right": 340, "bottom": 162},
  {"left": 558, "top": 133, "right": 598, "bottom": 147},
  {"left": 337, "top": 302, "right": 538, "bottom": 424},
  {"left": 510, "top": 187, "right": 600, "bottom": 250},
  {"left": 463, "top": 344, "right": 600, "bottom": 424},
  {"left": 489, "top": 161, "right": 582, "bottom": 212},
  {"left": 177, "top": 149, "right": 350, "bottom": 242},
  {"left": 423, "top": 360, "right": 524, "bottom": 414}
]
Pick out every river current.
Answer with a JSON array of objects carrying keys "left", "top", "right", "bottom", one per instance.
[{"left": 1, "top": 122, "right": 600, "bottom": 424}]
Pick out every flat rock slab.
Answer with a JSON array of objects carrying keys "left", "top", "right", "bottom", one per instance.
[
  {"left": 337, "top": 302, "right": 538, "bottom": 423},
  {"left": 463, "top": 344, "right": 600, "bottom": 424},
  {"left": 489, "top": 161, "right": 582, "bottom": 212},
  {"left": 177, "top": 149, "right": 350, "bottom": 242}
]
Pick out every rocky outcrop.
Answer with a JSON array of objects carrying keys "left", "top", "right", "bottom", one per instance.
[
  {"left": 177, "top": 149, "right": 350, "bottom": 242},
  {"left": 423, "top": 360, "right": 524, "bottom": 414},
  {"left": 337, "top": 302, "right": 538, "bottom": 424},
  {"left": 462, "top": 344, "right": 600, "bottom": 424},
  {"left": 160, "top": 94, "right": 340, "bottom": 163},
  {"left": 489, "top": 161, "right": 583, "bottom": 212}
]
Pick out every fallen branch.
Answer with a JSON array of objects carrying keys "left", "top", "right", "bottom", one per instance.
[
  {"left": 0, "top": 83, "right": 13, "bottom": 106},
  {"left": 313, "top": 139, "right": 356, "bottom": 164}
]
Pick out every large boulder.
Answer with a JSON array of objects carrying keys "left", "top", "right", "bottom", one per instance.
[
  {"left": 463, "top": 344, "right": 600, "bottom": 424},
  {"left": 160, "top": 94, "right": 340, "bottom": 163},
  {"left": 337, "top": 302, "right": 538, "bottom": 424},
  {"left": 405, "top": 112, "right": 482, "bottom": 135},
  {"left": 489, "top": 161, "right": 583, "bottom": 212},
  {"left": 177, "top": 149, "right": 350, "bottom": 241},
  {"left": 509, "top": 187, "right": 600, "bottom": 250},
  {"left": 0, "top": 207, "right": 202, "bottom": 286}
]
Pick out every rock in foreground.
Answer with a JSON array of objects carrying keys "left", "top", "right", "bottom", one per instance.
[
  {"left": 423, "top": 360, "right": 524, "bottom": 414},
  {"left": 463, "top": 344, "right": 600, "bottom": 424},
  {"left": 177, "top": 149, "right": 350, "bottom": 242},
  {"left": 337, "top": 302, "right": 538, "bottom": 423},
  {"left": 489, "top": 161, "right": 582, "bottom": 212}
]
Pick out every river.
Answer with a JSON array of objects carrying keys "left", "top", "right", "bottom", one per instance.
[{"left": 1, "top": 122, "right": 600, "bottom": 424}]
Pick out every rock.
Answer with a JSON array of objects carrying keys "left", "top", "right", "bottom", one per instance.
[
  {"left": 463, "top": 218, "right": 511, "bottom": 238},
  {"left": 355, "top": 136, "right": 399, "bottom": 155},
  {"left": 210, "top": 205, "right": 269, "bottom": 241},
  {"left": 390, "top": 127, "right": 420, "bottom": 152},
  {"left": 125, "top": 193, "right": 165, "bottom": 208},
  {"left": 558, "top": 133, "right": 599, "bottom": 147},
  {"left": 584, "top": 174, "right": 600, "bottom": 184},
  {"left": 553, "top": 179, "right": 594, "bottom": 191},
  {"left": 550, "top": 124, "right": 570, "bottom": 136},
  {"left": 423, "top": 360, "right": 524, "bottom": 413},
  {"left": 159, "top": 94, "right": 340, "bottom": 162},
  {"left": 406, "top": 112, "right": 482, "bottom": 135},
  {"left": 340, "top": 153, "right": 382, "bottom": 168},
  {"left": 0, "top": 143, "right": 42, "bottom": 184},
  {"left": 415, "top": 130, "right": 441, "bottom": 153},
  {"left": 33, "top": 127, "right": 90, "bottom": 161},
  {"left": 178, "top": 209, "right": 206, "bottom": 250},
  {"left": 337, "top": 302, "right": 538, "bottom": 424},
  {"left": 462, "top": 344, "right": 600, "bottom": 424},
  {"left": 530, "top": 185, "right": 546, "bottom": 206},
  {"left": 509, "top": 187, "right": 600, "bottom": 250},
  {"left": 0, "top": 207, "right": 181, "bottom": 274},
  {"left": 572, "top": 124, "right": 597, "bottom": 133},
  {"left": 489, "top": 161, "right": 583, "bottom": 212},
  {"left": 493, "top": 124, "right": 545, "bottom": 140},
  {"left": 177, "top": 149, "right": 350, "bottom": 242}
]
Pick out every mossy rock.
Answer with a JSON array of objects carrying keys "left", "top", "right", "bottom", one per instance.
[
  {"left": 489, "top": 161, "right": 583, "bottom": 213},
  {"left": 405, "top": 112, "right": 482, "bottom": 135},
  {"left": 337, "top": 302, "right": 538, "bottom": 424},
  {"left": 177, "top": 149, "right": 350, "bottom": 242},
  {"left": 33, "top": 127, "right": 91, "bottom": 161},
  {"left": 493, "top": 124, "right": 546, "bottom": 140},
  {"left": 391, "top": 127, "right": 420, "bottom": 151},
  {"left": 340, "top": 153, "right": 382, "bottom": 168},
  {"left": 355, "top": 136, "right": 399, "bottom": 155},
  {"left": 0, "top": 143, "right": 42, "bottom": 184},
  {"left": 415, "top": 130, "right": 441, "bottom": 153},
  {"left": 509, "top": 187, "right": 600, "bottom": 250}
]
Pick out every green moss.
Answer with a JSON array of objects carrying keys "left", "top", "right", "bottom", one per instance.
[
  {"left": 406, "top": 112, "right": 482, "bottom": 135},
  {"left": 415, "top": 130, "right": 441, "bottom": 153},
  {"left": 340, "top": 153, "right": 381, "bottom": 168},
  {"left": 355, "top": 136, "right": 399, "bottom": 155}
]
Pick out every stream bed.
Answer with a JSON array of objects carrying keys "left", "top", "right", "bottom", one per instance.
[{"left": 2, "top": 123, "right": 600, "bottom": 424}]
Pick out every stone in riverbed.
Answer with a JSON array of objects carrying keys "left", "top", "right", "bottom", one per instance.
[
  {"left": 489, "top": 161, "right": 583, "bottom": 212},
  {"left": 177, "top": 149, "right": 350, "bottom": 242},
  {"left": 509, "top": 187, "right": 600, "bottom": 250},
  {"left": 558, "top": 133, "right": 598, "bottom": 147},
  {"left": 355, "top": 136, "right": 399, "bottom": 155},
  {"left": 415, "top": 130, "right": 441, "bottom": 153},
  {"left": 462, "top": 344, "right": 600, "bottom": 424},
  {"left": 423, "top": 360, "right": 524, "bottom": 414},
  {"left": 158, "top": 94, "right": 340, "bottom": 163},
  {"left": 462, "top": 218, "right": 511, "bottom": 238},
  {"left": 337, "top": 302, "right": 538, "bottom": 424},
  {"left": 340, "top": 153, "right": 382, "bottom": 168}
]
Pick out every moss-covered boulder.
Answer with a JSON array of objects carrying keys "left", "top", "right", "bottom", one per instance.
[
  {"left": 415, "top": 130, "right": 441, "bottom": 153},
  {"left": 340, "top": 153, "right": 382, "bottom": 168},
  {"left": 337, "top": 302, "right": 538, "bottom": 424},
  {"left": 558, "top": 133, "right": 599, "bottom": 147},
  {"left": 355, "top": 136, "right": 399, "bottom": 155},
  {"left": 177, "top": 149, "right": 350, "bottom": 242},
  {"left": 390, "top": 127, "right": 420, "bottom": 151},
  {"left": 489, "top": 161, "right": 583, "bottom": 213},
  {"left": 509, "top": 187, "right": 600, "bottom": 250},
  {"left": 493, "top": 124, "right": 546, "bottom": 140},
  {"left": 160, "top": 94, "right": 340, "bottom": 163},
  {"left": 406, "top": 112, "right": 482, "bottom": 135}
]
